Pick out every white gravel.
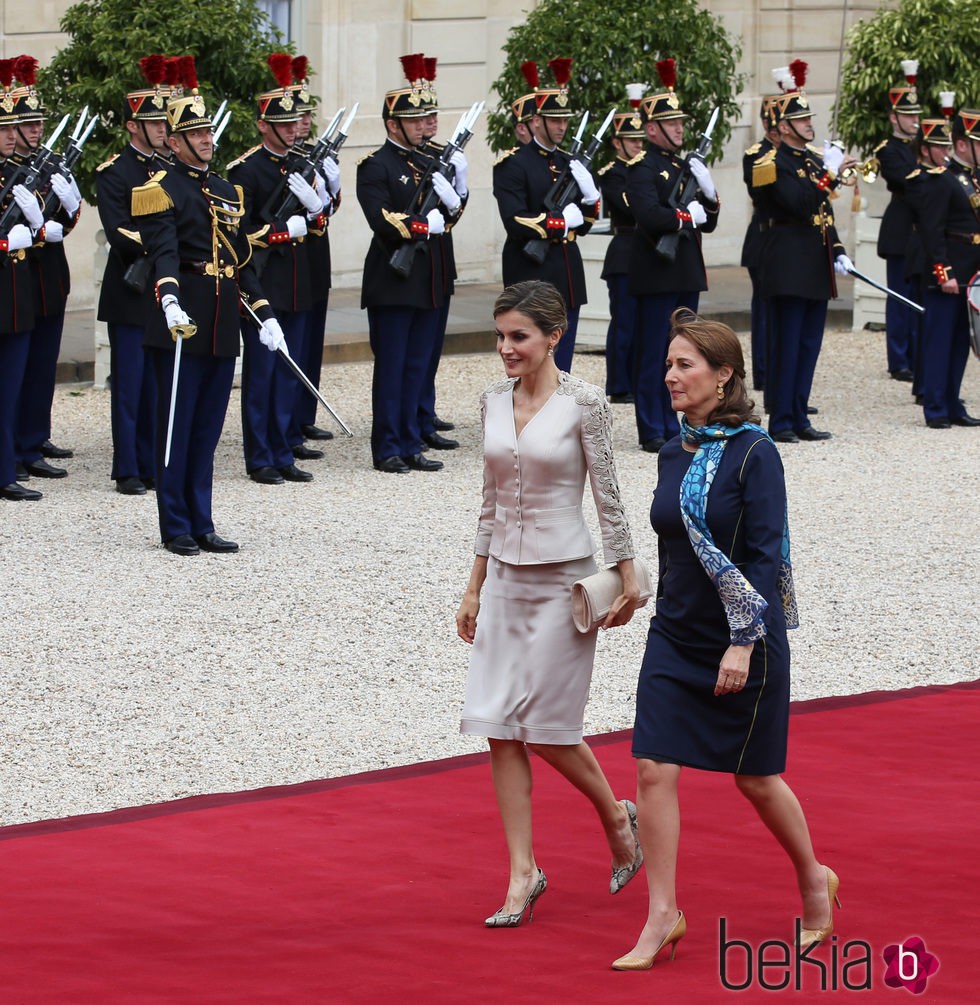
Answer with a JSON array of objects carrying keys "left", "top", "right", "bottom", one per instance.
[{"left": 1, "top": 329, "right": 978, "bottom": 826}]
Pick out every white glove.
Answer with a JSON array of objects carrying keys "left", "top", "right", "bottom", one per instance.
[
  {"left": 431, "top": 171, "right": 461, "bottom": 214},
  {"left": 449, "top": 150, "right": 468, "bottom": 197},
  {"left": 287, "top": 172, "right": 323, "bottom": 215},
  {"left": 689, "top": 158, "right": 717, "bottom": 202},
  {"left": 5, "top": 223, "right": 33, "bottom": 251},
  {"left": 321, "top": 156, "right": 341, "bottom": 196},
  {"left": 426, "top": 208, "right": 446, "bottom": 236},
  {"left": 562, "top": 203, "right": 584, "bottom": 233},
  {"left": 687, "top": 200, "right": 708, "bottom": 227},
  {"left": 50, "top": 173, "right": 81, "bottom": 215},
  {"left": 13, "top": 184, "right": 44, "bottom": 231},
  {"left": 161, "top": 295, "right": 191, "bottom": 331},
  {"left": 834, "top": 254, "right": 854, "bottom": 276},
  {"left": 822, "top": 141, "right": 845, "bottom": 176},
  {"left": 569, "top": 160, "right": 600, "bottom": 204},
  {"left": 42, "top": 220, "right": 64, "bottom": 243},
  {"left": 286, "top": 214, "right": 308, "bottom": 240},
  {"left": 258, "top": 318, "right": 286, "bottom": 352}
]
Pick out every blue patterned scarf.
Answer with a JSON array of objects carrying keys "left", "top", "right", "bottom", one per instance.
[{"left": 678, "top": 417, "right": 799, "bottom": 644}]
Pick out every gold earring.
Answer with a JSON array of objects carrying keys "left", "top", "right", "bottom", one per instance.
[
  {"left": 547, "top": 345, "right": 554, "bottom": 357},
  {"left": 716, "top": 381, "right": 725, "bottom": 399}
]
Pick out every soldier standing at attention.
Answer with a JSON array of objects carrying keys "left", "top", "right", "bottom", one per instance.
[
  {"left": 875, "top": 61, "right": 922, "bottom": 383},
  {"left": 356, "top": 55, "right": 460, "bottom": 474},
  {"left": 228, "top": 54, "right": 324, "bottom": 486},
  {"left": 0, "top": 59, "right": 41, "bottom": 501},
  {"left": 96, "top": 55, "right": 172, "bottom": 496},
  {"left": 132, "top": 56, "right": 283, "bottom": 554},
  {"left": 598, "top": 84, "right": 646, "bottom": 404},
  {"left": 492, "top": 58, "right": 599, "bottom": 373},
  {"left": 755, "top": 60, "right": 856, "bottom": 443},
  {"left": 625, "top": 58, "right": 720, "bottom": 453}
]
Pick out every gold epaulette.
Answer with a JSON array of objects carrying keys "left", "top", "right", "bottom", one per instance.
[
  {"left": 95, "top": 153, "right": 120, "bottom": 173},
  {"left": 131, "top": 172, "right": 172, "bottom": 216},
  {"left": 905, "top": 167, "right": 922, "bottom": 181},
  {"left": 597, "top": 160, "right": 616, "bottom": 176},
  {"left": 805, "top": 142, "right": 824, "bottom": 160},
  {"left": 493, "top": 147, "right": 516, "bottom": 167},
  {"left": 356, "top": 151, "right": 374, "bottom": 167},
  {"left": 625, "top": 151, "right": 645, "bottom": 167},
  {"left": 926, "top": 165, "right": 946, "bottom": 175},
  {"left": 744, "top": 142, "right": 761, "bottom": 156},
  {"left": 752, "top": 149, "right": 777, "bottom": 187},
  {"left": 224, "top": 144, "right": 261, "bottom": 171},
  {"left": 873, "top": 139, "right": 888, "bottom": 153}
]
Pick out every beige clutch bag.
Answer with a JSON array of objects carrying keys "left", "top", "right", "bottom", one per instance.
[{"left": 571, "top": 558, "right": 654, "bottom": 633}]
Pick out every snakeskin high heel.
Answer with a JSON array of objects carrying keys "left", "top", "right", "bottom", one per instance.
[
  {"left": 798, "top": 866, "right": 841, "bottom": 950},
  {"left": 484, "top": 868, "right": 548, "bottom": 928},
  {"left": 611, "top": 910, "right": 686, "bottom": 970},
  {"left": 610, "top": 799, "right": 644, "bottom": 894}
]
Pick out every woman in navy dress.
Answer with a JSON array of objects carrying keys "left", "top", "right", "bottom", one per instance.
[{"left": 612, "top": 310, "right": 839, "bottom": 970}]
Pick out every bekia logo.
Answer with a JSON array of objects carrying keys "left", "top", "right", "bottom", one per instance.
[{"left": 719, "top": 921, "right": 940, "bottom": 994}]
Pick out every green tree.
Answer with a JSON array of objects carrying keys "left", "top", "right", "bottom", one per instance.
[
  {"left": 38, "top": 0, "right": 294, "bottom": 203},
  {"left": 488, "top": 0, "right": 744, "bottom": 163},
  {"left": 835, "top": 0, "right": 980, "bottom": 157}
]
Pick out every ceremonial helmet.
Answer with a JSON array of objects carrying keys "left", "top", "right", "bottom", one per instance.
[
  {"left": 289, "top": 55, "right": 316, "bottom": 115},
  {"left": 0, "top": 58, "right": 19, "bottom": 124},
  {"left": 952, "top": 108, "right": 980, "bottom": 142},
  {"left": 383, "top": 53, "right": 431, "bottom": 119},
  {"left": 7, "top": 55, "right": 46, "bottom": 123},
  {"left": 531, "top": 57, "right": 574, "bottom": 118},
  {"left": 421, "top": 56, "right": 439, "bottom": 113},
  {"left": 612, "top": 84, "right": 646, "bottom": 139},
  {"left": 770, "top": 60, "right": 812, "bottom": 122},
  {"left": 511, "top": 62, "right": 540, "bottom": 124},
  {"left": 919, "top": 117, "right": 952, "bottom": 147},
  {"left": 126, "top": 54, "right": 171, "bottom": 122},
  {"left": 257, "top": 54, "right": 301, "bottom": 122},
  {"left": 640, "top": 58, "right": 688, "bottom": 122},
  {"left": 166, "top": 56, "right": 212, "bottom": 132},
  {"left": 888, "top": 60, "right": 922, "bottom": 115}
]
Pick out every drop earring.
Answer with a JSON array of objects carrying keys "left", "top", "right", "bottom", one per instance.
[
  {"left": 716, "top": 381, "right": 725, "bottom": 399},
  {"left": 547, "top": 344, "right": 555, "bottom": 357}
]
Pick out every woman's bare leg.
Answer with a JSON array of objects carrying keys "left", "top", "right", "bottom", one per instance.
[{"left": 488, "top": 738, "right": 540, "bottom": 912}]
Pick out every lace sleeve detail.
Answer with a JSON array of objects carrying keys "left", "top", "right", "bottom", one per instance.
[
  {"left": 559, "top": 375, "right": 635, "bottom": 564},
  {"left": 474, "top": 381, "right": 511, "bottom": 555}
]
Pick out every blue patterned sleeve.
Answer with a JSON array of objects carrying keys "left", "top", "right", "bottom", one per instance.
[{"left": 736, "top": 436, "right": 788, "bottom": 612}]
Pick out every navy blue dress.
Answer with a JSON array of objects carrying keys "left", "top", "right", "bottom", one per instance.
[{"left": 633, "top": 432, "right": 791, "bottom": 775}]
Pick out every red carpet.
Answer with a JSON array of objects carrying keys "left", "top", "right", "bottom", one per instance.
[{"left": 1, "top": 682, "right": 975, "bottom": 1003}]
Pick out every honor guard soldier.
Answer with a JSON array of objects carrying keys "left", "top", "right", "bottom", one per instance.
[
  {"left": 228, "top": 53, "right": 323, "bottom": 485},
  {"left": 0, "top": 59, "right": 41, "bottom": 501},
  {"left": 755, "top": 60, "right": 856, "bottom": 443},
  {"left": 598, "top": 85, "right": 646, "bottom": 403},
  {"left": 741, "top": 84, "right": 781, "bottom": 395},
  {"left": 96, "top": 55, "right": 172, "bottom": 496},
  {"left": 510, "top": 86, "right": 535, "bottom": 147},
  {"left": 417, "top": 54, "right": 467, "bottom": 451},
  {"left": 875, "top": 61, "right": 923, "bottom": 382},
  {"left": 905, "top": 108, "right": 980, "bottom": 429},
  {"left": 492, "top": 58, "right": 599, "bottom": 372},
  {"left": 625, "top": 58, "right": 720, "bottom": 452},
  {"left": 132, "top": 56, "right": 282, "bottom": 554},
  {"left": 10, "top": 56, "right": 81, "bottom": 480},
  {"left": 355, "top": 55, "right": 461, "bottom": 474},
  {"left": 290, "top": 56, "right": 340, "bottom": 446}
]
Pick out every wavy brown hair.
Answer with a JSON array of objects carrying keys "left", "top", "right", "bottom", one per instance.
[
  {"left": 668, "top": 308, "right": 759, "bottom": 426},
  {"left": 493, "top": 280, "right": 568, "bottom": 339}
]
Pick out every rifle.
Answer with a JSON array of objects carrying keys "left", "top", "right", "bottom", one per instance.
[
  {"left": 258, "top": 104, "right": 351, "bottom": 224},
  {"left": 522, "top": 107, "right": 615, "bottom": 265},
  {"left": 40, "top": 107, "right": 99, "bottom": 217},
  {"left": 387, "top": 100, "right": 483, "bottom": 279},
  {"left": 654, "top": 106, "right": 719, "bottom": 264},
  {"left": 0, "top": 113, "right": 71, "bottom": 234}
]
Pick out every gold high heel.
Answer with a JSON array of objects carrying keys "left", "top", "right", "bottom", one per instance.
[
  {"left": 484, "top": 869, "right": 547, "bottom": 928},
  {"left": 611, "top": 910, "right": 686, "bottom": 970},
  {"left": 798, "top": 866, "right": 841, "bottom": 950}
]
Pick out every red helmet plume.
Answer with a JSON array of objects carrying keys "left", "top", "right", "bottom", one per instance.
[
  {"left": 423, "top": 56, "right": 437, "bottom": 83},
  {"left": 520, "top": 61, "right": 539, "bottom": 90},
  {"left": 656, "top": 58, "right": 677, "bottom": 91},
  {"left": 548, "top": 57, "right": 572, "bottom": 87},
  {"left": 163, "top": 57, "right": 181, "bottom": 88},
  {"left": 291, "top": 55, "right": 309, "bottom": 83},
  {"left": 0, "top": 59, "right": 14, "bottom": 89},
  {"left": 14, "top": 54, "right": 38, "bottom": 87},
  {"left": 139, "top": 54, "right": 165, "bottom": 86},
  {"left": 266, "top": 53, "right": 292, "bottom": 90},
  {"left": 179, "top": 55, "right": 198, "bottom": 92},
  {"left": 789, "top": 59, "right": 808, "bottom": 90},
  {"left": 400, "top": 52, "right": 425, "bottom": 84}
]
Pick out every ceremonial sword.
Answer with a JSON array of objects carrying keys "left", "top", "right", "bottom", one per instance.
[{"left": 844, "top": 266, "right": 925, "bottom": 314}]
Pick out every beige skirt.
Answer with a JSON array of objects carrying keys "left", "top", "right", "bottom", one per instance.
[{"left": 460, "top": 555, "right": 599, "bottom": 744}]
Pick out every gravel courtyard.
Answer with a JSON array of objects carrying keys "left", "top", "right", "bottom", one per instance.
[{"left": 1, "top": 329, "right": 977, "bottom": 826}]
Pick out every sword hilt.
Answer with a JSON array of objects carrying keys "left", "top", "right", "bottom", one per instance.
[{"left": 170, "top": 322, "right": 197, "bottom": 341}]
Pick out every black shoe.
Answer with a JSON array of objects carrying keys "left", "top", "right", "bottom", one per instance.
[
  {"left": 951, "top": 414, "right": 980, "bottom": 427},
  {"left": 278, "top": 463, "right": 314, "bottom": 482},
  {"left": 403, "top": 453, "right": 444, "bottom": 471},
  {"left": 641, "top": 438, "right": 667, "bottom": 453},
  {"left": 771, "top": 430, "right": 800, "bottom": 443},
  {"left": 116, "top": 476, "right": 147, "bottom": 496},
  {"left": 292, "top": 443, "right": 324, "bottom": 460},
  {"left": 432, "top": 415, "right": 455, "bottom": 432},
  {"left": 24, "top": 458, "right": 68, "bottom": 478},
  {"left": 914, "top": 394, "right": 924, "bottom": 405},
  {"left": 796, "top": 427, "right": 832, "bottom": 441},
  {"left": 890, "top": 368, "right": 914, "bottom": 382},
  {"left": 164, "top": 534, "right": 200, "bottom": 556},
  {"left": 15, "top": 462, "right": 29, "bottom": 481},
  {"left": 196, "top": 532, "right": 239, "bottom": 553},
  {"left": 41, "top": 439, "right": 73, "bottom": 459},
  {"left": 0, "top": 481, "right": 42, "bottom": 501},
  {"left": 250, "top": 466, "right": 285, "bottom": 485},
  {"left": 806, "top": 405, "right": 819, "bottom": 415},
  {"left": 423, "top": 432, "right": 459, "bottom": 450},
  {"left": 142, "top": 477, "right": 156, "bottom": 491},
  {"left": 609, "top": 393, "right": 635, "bottom": 404},
  {"left": 926, "top": 418, "right": 952, "bottom": 429},
  {"left": 301, "top": 423, "right": 334, "bottom": 441},
  {"left": 374, "top": 456, "right": 410, "bottom": 473}
]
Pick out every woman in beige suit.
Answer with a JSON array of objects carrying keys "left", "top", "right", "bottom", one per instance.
[{"left": 457, "top": 280, "right": 642, "bottom": 927}]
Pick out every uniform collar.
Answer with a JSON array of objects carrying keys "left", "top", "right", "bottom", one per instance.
[{"left": 172, "top": 157, "right": 209, "bottom": 180}]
